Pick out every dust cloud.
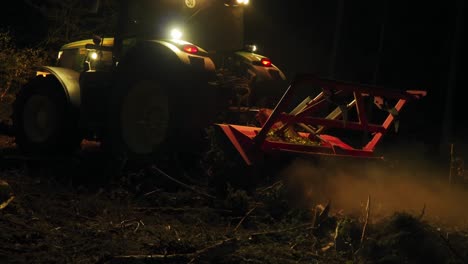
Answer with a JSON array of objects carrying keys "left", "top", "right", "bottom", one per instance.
[{"left": 280, "top": 156, "right": 468, "bottom": 227}]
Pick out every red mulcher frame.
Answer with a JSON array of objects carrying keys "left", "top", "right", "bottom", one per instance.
[{"left": 217, "top": 74, "right": 427, "bottom": 165}]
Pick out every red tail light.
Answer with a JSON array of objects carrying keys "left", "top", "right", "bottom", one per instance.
[
  {"left": 183, "top": 45, "right": 199, "bottom": 54},
  {"left": 261, "top": 58, "right": 272, "bottom": 67}
]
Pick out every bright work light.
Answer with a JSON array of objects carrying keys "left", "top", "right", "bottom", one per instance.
[
  {"left": 245, "top": 44, "right": 257, "bottom": 53},
  {"left": 236, "top": 0, "right": 249, "bottom": 5},
  {"left": 225, "top": 0, "right": 249, "bottom": 6},
  {"left": 90, "top": 52, "right": 98, "bottom": 60},
  {"left": 170, "top": 28, "right": 183, "bottom": 40}
]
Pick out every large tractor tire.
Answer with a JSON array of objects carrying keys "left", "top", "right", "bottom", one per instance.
[
  {"left": 104, "top": 76, "right": 222, "bottom": 160},
  {"left": 12, "top": 77, "right": 81, "bottom": 156},
  {"left": 104, "top": 78, "right": 171, "bottom": 157},
  {"left": 102, "top": 45, "right": 225, "bottom": 162},
  {"left": 121, "top": 80, "right": 170, "bottom": 155}
]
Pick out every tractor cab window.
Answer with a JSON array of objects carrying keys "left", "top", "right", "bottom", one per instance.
[
  {"left": 85, "top": 49, "right": 113, "bottom": 72},
  {"left": 57, "top": 48, "right": 87, "bottom": 72},
  {"left": 57, "top": 38, "right": 115, "bottom": 72}
]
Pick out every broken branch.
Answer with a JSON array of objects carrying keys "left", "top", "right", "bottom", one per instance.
[
  {"left": 108, "top": 238, "right": 238, "bottom": 264},
  {"left": 151, "top": 166, "right": 216, "bottom": 200},
  {"left": 233, "top": 205, "right": 258, "bottom": 233},
  {"left": 418, "top": 204, "right": 426, "bottom": 220},
  {"left": 360, "top": 195, "right": 371, "bottom": 244}
]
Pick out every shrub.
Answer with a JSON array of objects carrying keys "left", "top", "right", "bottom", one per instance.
[{"left": 0, "top": 31, "right": 51, "bottom": 98}]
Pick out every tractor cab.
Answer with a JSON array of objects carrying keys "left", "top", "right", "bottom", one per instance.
[
  {"left": 116, "top": 0, "right": 247, "bottom": 55},
  {"left": 115, "top": 0, "right": 287, "bottom": 106}
]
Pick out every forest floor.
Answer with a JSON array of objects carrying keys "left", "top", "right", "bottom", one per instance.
[{"left": 1, "top": 131, "right": 468, "bottom": 264}]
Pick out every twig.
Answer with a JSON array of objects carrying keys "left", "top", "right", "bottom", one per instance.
[
  {"left": 151, "top": 166, "right": 216, "bottom": 200},
  {"left": 0, "top": 196, "right": 15, "bottom": 210},
  {"left": 438, "top": 233, "right": 466, "bottom": 263},
  {"left": 233, "top": 206, "right": 257, "bottom": 233},
  {"left": 319, "top": 200, "right": 331, "bottom": 220},
  {"left": 108, "top": 238, "right": 238, "bottom": 264},
  {"left": 119, "top": 219, "right": 145, "bottom": 233},
  {"left": 258, "top": 180, "right": 283, "bottom": 193},
  {"left": 249, "top": 223, "right": 315, "bottom": 238},
  {"left": 418, "top": 204, "right": 426, "bottom": 220},
  {"left": 188, "top": 238, "right": 238, "bottom": 263},
  {"left": 318, "top": 200, "right": 331, "bottom": 224},
  {"left": 143, "top": 189, "right": 159, "bottom": 196},
  {"left": 133, "top": 206, "right": 232, "bottom": 214},
  {"left": 75, "top": 213, "right": 98, "bottom": 222},
  {"left": 120, "top": 219, "right": 137, "bottom": 226},
  {"left": 312, "top": 200, "right": 331, "bottom": 228},
  {"left": 360, "top": 195, "right": 371, "bottom": 244},
  {"left": 107, "top": 253, "right": 187, "bottom": 263}
]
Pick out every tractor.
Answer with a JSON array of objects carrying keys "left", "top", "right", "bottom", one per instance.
[
  {"left": 7, "top": 0, "right": 427, "bottom": 192},
  {"left": 10, "top": 0, "right": 287, "bottom": 159}
]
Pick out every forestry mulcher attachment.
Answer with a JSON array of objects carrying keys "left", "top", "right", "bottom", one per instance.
[{"left": 217, "top": 75, "right": 426, "bottom": 165}]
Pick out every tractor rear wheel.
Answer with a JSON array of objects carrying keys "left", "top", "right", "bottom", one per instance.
[
  {"left": 103, "top": 76, "right": 227, "bottom": 178},
  {"left": 102, "top": 71, "right": 181, "bottom": 162},
  {"left": 12, "top": 77, "right": 81, "bottom": 155},
  {"left": 118, "top": 79, "right": 170, "bottom": 156}
]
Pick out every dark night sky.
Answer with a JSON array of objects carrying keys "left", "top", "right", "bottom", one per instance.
[
  {"left": 0, "top": 1, "right": 47, "bottom": 47},
  {"left": 1, "top": 0, "right": 467, "bottom": 157}
]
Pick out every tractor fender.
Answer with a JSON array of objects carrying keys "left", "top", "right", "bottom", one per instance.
[
  {"left": 154, "top": 40, "right": 216, "bottom": 72},
  {"left": 231, "top": 51, "right": 288, "bottom": 107},
  {"left": 233, "top": 51, "right": 287, "bottom": 82},
  {"left": 35, "top": 66, "right": 81, "bottom": 109}
]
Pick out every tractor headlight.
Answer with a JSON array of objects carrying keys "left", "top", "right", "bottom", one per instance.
[
  {"left": 90, "top": 52, "right": 99, "bottom": 60},
  {"left": 225, "top": 0, "right": 249, "bottom": 6},
  {"left": 170, "top": 28, "right": 183, "bottom": 40},
  {"left": 245, "top": 44, "right": 257, "bottom": 53}
]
